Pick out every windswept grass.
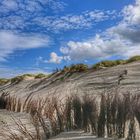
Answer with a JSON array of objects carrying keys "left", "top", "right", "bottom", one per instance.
[
  {"left": 93, "top": 60, "right": 126, "bottom": 70},
  {"left": 0, "top": 78, "right": 9, "bottom": 85},
  {"left": 126, "top": 55, "right": 140, "bottom": 63},
  {"left": 1, "top": 56, "right": 140, "bottom": 86},
  {"left": 35, "top": 74, "right": 46, "bottom": 79},
  {"left": 0, "top": 90, "right": 140, "bottom": 139},
  {"left": 62, "top": 64, "right": 88, "bottom": 73}
]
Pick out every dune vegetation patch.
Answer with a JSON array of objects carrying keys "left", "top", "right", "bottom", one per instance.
[
  {"left": 61, "top": 64, "right": 88, "bottom": 74},
  {"left": 0, "top": 78, "right": 9, "bottom": 85},
  {"left": 60, "top": 55, "right": 140, "bottom": 73},
  {"left": 34, "top": 73, "right": 47, "bottom": 79},
  {"left": 1, "top": 55, "right": 140, "bottom": 86},
  {"left": 92, "top": 55, "right": 140, "bottom": 70},
  {"left": 0, "top": 73, "right": 47, "bottom": 86}
]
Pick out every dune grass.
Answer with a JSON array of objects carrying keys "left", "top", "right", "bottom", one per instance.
[
  {"left": 0, "top": 90, "right": 140, "bottom": 139},
  {"left": 1, "top": 56, "right": 140, "bottom": 86}
]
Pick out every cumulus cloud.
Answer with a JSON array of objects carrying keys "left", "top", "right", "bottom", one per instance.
[
  {"left": 0, "top": 30, "right": 50, "bottom": 61},
  {"left": 61, "top": 35, "right": 127, "bottom": 61},
  {"left": 36, "top": 52, "right": 63, "bottom": 64},
  {"left": 123, "top": 0, "right": 140, "bottom": 25},
  {"left": 60, "top": 0, "right": 140, "bottom": 61},
  {"left": 47, "top": 52, "right": 63, "bottom": 64}
]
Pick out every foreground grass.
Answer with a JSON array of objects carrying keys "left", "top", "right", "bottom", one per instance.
[{"left": 0, "top": 90, "right": 140, "bottom": 140}]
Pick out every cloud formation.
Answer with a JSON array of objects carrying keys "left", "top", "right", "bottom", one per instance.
[
  {"left": 0, "top": 0, "right": 114, "bottom": 64},
  {"left": 0, "top": 0, "right": 65, "bottom": 15},
  {"left": 60, "top": 0, "right": 140, "bottom": 61},
  {"left": 34, "top": 10, "right": 114, "bottom": 31},
  {"left": 60, "top": 35, "right": 127, "bottom": 61},
  {"left": 0, "top": 30, "right": 50, "bottom": 61},
  {"left": 0, "top": 0, "right": 115, "bottom": 32},
  {"left": 0, "top": 0, "right": 66, "bottom": 32},
  {"left": 37, "top": 52, "right": 63, "bottom": 64},
  {"left": 48, "top": 52, "right": 63, "bottom": 64}
]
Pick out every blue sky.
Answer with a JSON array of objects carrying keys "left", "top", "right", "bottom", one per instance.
[{"left": 0, "top": 0, "right": 140, "bottom": 78}]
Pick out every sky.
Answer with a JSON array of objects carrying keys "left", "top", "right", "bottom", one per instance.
[{"left": 0, "top": 0, "right": 140, "bottom": 78}]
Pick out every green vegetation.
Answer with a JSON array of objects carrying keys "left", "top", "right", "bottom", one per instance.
[
  {"left": 61, "top": 55, "right": 140, "bottom": 73},
  {"left": 10, "top": 73, "right": 47, "bottom": 84},
  {"left": 62, "top": 64, "right": 88, "bottom": 73},
  {"left": 11, "top": 76, "right": 25, "bottom": 84},
  {"left": 93, "top": 55, "right": 140, "bottom": 70},
  {"left": 35, "top": 73, "right": 46, "bottom": 79},
  {"left": 93, "top": 60, "right": 126, "bottom": 70},
  {"left": 126, "top": 55, "right": 140, "bottom": 63},
  {"left": 0, "top": 73, "right": 47, "bottom": 86},
  {"left": 11, "top": 74, "right": 35, "bottom": 83},
  {"left": 0, "top": 78, "right": 9, "bottom": 85},
  {"left": 1, "top": 55, "right": 140, "bottom": 86}
]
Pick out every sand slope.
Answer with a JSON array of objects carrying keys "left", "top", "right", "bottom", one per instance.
[{"left": 1, "top": 61, "right": 140, "bottom": 99}]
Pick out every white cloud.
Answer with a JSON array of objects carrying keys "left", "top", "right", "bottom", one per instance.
[
  {"left": 60, "top": 0, "right": 140, "bottom": 61},
  {"left": 61, "top": 35, "right": 127, "bottom": 61},
  {"left": 123, "top": 0, "right": 140, "bottom": 25},
  {"left": 0, "top": 0, "right": 65, "bottom": 14},
  {"left": 0, "top": 4, "right": 115, "bottom": 32},
  {"left": 0, "top": 0, "right": 67, "bottom": 31},
  {"left": 48, "top": 0, "right": 67, "bottom": 12},
  {"left": 2, "top": 0, "right": 18, "bottom": 10},
  {"left": 48, "top": 52, "right": 63, "bottom": 64},
  {"left": 0, "top": 30, "right": 50, "bottom": 61},
  {"left": 36, "top": 52, "right": 63, "bottom": 64},
  {"left": 34, "top": 10, "right": 114, "bottom": 31}
]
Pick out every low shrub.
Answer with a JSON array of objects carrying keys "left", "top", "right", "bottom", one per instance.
[
  {"left": 93, "top": 60, "right": 125, "bottom": 70},
  {"left": 93, "top": 56, "right": 140, "bottom": 70},
  {"left": 11, "top": 76, "right": 24, "bottom": 84},
  {"left": 62, "top": 64, "right": 88, "bottom": 73},
  {"left": 35, "top": 73, "right": 46, "bottom": 79},
  {"left": 0, "top": 78, "right": 9, "bottom": 85},
  {"left": 70, "top": 64, "right": 88, "bottom": 72},
  {"left": 126, "top": 55, "right": 140, "bottom": 63}
]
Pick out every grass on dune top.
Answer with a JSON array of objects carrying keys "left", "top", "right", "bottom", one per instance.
[{"left": 1, "top": 55, "right": 140, "bottom": 86}]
